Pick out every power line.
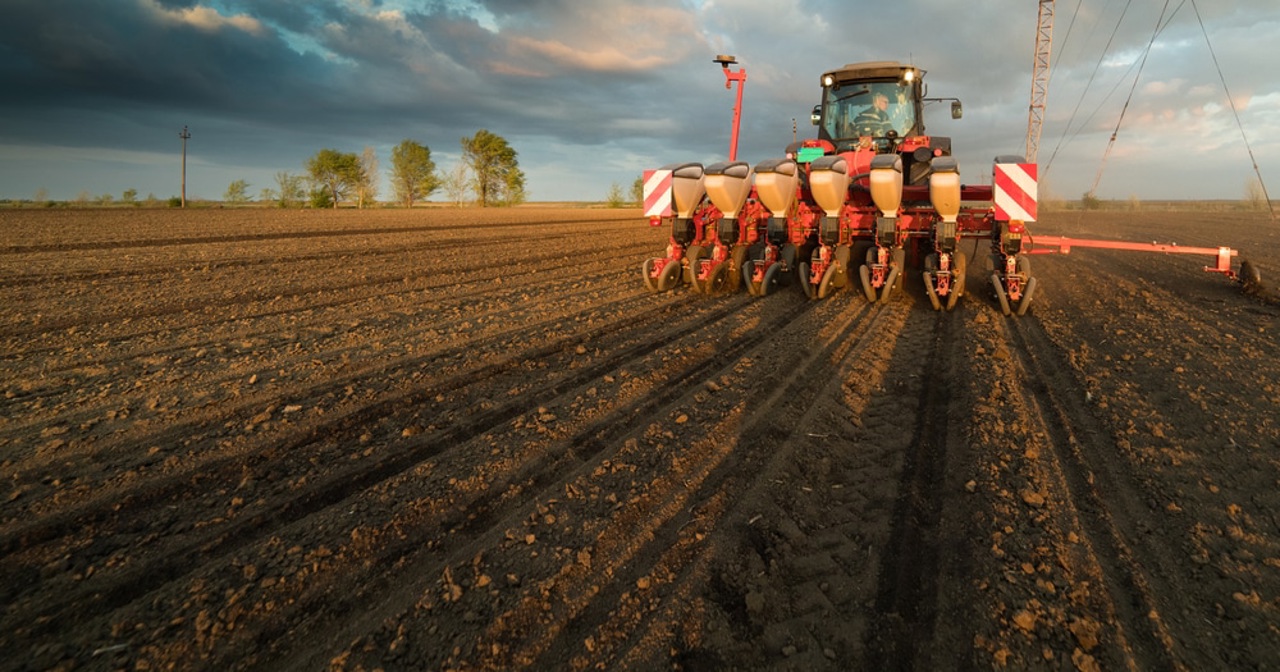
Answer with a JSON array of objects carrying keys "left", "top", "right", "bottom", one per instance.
[
  {"left": 1088, "top": 0, "right": 1173, "bottom": 197},
  {"left": 1190, "top": 0, "right": 1275, "bottom": 219}
]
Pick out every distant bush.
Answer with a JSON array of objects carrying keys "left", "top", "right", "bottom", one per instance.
[
  {"left": 605, "top": 183, "right": 625, "bottom": 208},
  {"left": 167, "top": 197, "right": 183, "bottom": 208},
  {"left": 309, "top": 188, "right": 333, "bottom": 209}
]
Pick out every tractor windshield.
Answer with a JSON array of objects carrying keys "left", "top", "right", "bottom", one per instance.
[{"left": 823, "top": 81, "right": 916, "bottom": 140}]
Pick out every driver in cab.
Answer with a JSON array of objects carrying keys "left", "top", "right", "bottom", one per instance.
[{"left": 853, "top": 92, "right": 891, "bottom": 137}]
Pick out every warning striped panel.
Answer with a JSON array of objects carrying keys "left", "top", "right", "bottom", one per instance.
[
  {"left": 994, "top": 163, "right": 1038, "bottom": 222},
  {"left": 643, "top": 169, "right": 673, "bottom": 218}
]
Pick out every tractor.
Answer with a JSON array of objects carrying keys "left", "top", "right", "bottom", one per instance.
[{"left": 642, "top": 59, "right": 1255, "bottom": 313}]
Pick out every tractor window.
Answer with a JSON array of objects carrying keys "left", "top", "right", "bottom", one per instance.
[{"left": 823, "top": 81, "right": 916, "bottom": 140}]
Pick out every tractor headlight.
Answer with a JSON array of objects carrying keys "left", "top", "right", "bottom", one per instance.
[
  {"left": 822, "top": 74, "right": 835, "bottom": 87},
  {"left": 903, "top": 69, "right": 916, "bottom": 83}
]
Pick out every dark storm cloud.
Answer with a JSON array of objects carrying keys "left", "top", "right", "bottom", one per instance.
[{"left": 0, "top": 0, "right": 1275, "bottom": 201}]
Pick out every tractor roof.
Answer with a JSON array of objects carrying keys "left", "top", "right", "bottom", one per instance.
[{"left": 821, "top": 61, "right": 924, "bottom": 85}]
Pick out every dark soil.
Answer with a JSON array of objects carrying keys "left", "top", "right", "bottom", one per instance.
[{"left": 1, "top": 207, "right": 1277, "bottom": 671}]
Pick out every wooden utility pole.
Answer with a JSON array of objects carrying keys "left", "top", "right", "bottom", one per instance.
[{"left": 179, "top": 125, "right": 191, "bottom": 208}]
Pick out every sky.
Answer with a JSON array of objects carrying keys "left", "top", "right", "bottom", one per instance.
[{"left": 0, "top": 0, "right": 1277, "bottom": 203}]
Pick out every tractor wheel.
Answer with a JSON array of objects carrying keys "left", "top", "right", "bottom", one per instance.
[
  {"left": 656, "top": 259, "right": 682, "bottom": 292},
  {"left": 643, "top": 258, "right": 659, "bottom": 292}
]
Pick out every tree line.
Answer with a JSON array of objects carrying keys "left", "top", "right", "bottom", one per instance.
[{"left": 243, "top": 129, "right": 526, "bottom": 209}]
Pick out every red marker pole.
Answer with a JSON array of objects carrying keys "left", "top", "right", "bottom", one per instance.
[{"left": 716, "top": 56, "right": 747, "bottom": 162}]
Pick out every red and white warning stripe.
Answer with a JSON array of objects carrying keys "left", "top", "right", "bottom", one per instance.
[
  {"left": 994, "top": 163, "right": 1038, "bottom": 222},
  {"left": 643, "top": 169, "right": 673, "bottom": 219}
]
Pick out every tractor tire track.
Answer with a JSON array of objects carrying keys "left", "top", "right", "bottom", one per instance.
[{"left": 1001, "top": 315, "right": 1190, "bottom": 670}]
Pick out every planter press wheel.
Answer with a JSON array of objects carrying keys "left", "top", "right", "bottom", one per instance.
[
  {"left": 655, "top": 258, "right": 682, "bottom": 292},
  {"left": 685, "top": 245, "right": 707, "bottom": 292},
  {"left": 705, "top": 262, "right": 733, "bottom": 294},
  {"left": 1240, "top": 259, "right": 1263, "bottom": 294},
  {"left": 947, "top": 252, "right": 968, "bottom": 311},
  {"left": 642, "top": 258, "right": 660, "bottom": 292},
  {"left": 797, "top": 261, "right": 816, "bottom": 299}
]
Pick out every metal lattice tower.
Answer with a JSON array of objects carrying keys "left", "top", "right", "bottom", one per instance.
[{"left": 1026, "top": 0, "right": 1055, "bottom": 163}]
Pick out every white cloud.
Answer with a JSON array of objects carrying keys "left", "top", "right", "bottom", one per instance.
[{"left": 140, "top": 0, "right": 265, "bottom": 36}]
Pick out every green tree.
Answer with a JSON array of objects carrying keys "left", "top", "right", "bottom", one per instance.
[
  {"left": 1080, "top": 191, "right": 1102, "bottom": 211},
  {"left": 631, "top": 177, "right": 644, "bottom": 206},
  {"left": 305, "top": 149, "right": 363, "bottom": 208},
  {"left": 605, "top": 183, "right": 624, "bottom": 208},
  {"left": 309, "top": 187, "right": 333, "bottom": 209},
  {"left": 460, "top": 129, "right": 526, "bottom": 207},
  {"left": 224, "top": 179, "right": 250, "bottom": 204},
  {"left": 121, "top": 188, "right": 138, "bottom": 205},
  {"left": 390, "top": 139, "right": 439, "bottom": 208},
  {"left": 275, "top": 171, "right": 304, "bottom": 208}
]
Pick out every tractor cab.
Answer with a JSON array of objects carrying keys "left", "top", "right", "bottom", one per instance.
[{"left": 807, "top": 61, "right": 957, "bottom": 184}]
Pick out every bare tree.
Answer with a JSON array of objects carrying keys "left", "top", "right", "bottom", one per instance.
[
  {"left": 358, "top": 146, "right": 379, "bottom": 208},
  {"left": 274, "top": 171, "right": 304, "bottom": 208},
  {"left": 441, "top": 162, "right": 470, "bottom": 206},
  {"left": 1245, "top": 178, "right": 1267, "bottom": 211}
]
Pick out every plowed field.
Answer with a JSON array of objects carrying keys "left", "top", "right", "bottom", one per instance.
[{"left": 2, "top": 207, "right": 1278, "bottom": 671}]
